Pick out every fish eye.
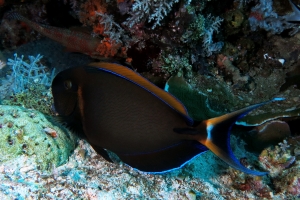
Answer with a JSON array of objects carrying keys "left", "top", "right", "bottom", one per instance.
[{"left": 63, "top": 80, "right": 72, "bottom": 89}]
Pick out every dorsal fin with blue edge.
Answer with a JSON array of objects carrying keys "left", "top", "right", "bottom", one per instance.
[
  {"left": 199, "top": 98, "right": 285, "bottom": 176},
  {"left": 88, "top": 62, "right": 194, "bottom": 125}
]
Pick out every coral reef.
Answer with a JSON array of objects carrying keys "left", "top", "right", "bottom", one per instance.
[
  {"left": 259, "top": 140, "right": 295, "bottom": 177},
  {"left": 0, "top": 0, "right": 300, "bottom": 199},
  {"left": 0, "top": 105, "right": 78, "bottom": 170},
  {"left": 0, "top": 139, "right": 225, "bottom": 199},
  {"left": 258, "top": 139, "right": 300, "bottom": 197},
  {"left": 165, "top": 70, "right": 300, "bottom": 126},
  {"left": 0, "top": 133, "right": 299, "bottom": 199}
]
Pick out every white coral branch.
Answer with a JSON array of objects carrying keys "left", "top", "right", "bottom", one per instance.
[{"left": 0, "top": 60, "right": 6, "bottom": 69}]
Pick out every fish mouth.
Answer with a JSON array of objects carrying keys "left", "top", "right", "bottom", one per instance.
[
  {"left": 59, "top": 98, "right": 86, "bottom": 138},
  {"left": 54, "top": 98, "right": 79, "bottom": 124},
  {"left": 51, "top": 102, "right": 77, "bottom": 117},
  {"left": 51, "top": 103, "right": 59, "bottom": 115}
]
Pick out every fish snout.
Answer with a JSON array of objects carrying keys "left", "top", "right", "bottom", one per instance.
[{"left": 51, "top": 104, "right": 59, "bottom": 116}]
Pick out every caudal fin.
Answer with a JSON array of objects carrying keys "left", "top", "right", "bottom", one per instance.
[{"left": 200, "top": 98, "right": 285, "bottom": 176}]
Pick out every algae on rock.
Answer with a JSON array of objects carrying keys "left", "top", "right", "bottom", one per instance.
[{"left": 165, "top": 74, "right": 235, "bottom": 121}]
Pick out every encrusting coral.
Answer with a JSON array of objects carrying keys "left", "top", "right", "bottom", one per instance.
[
  {"left": 0, "top": 105, "right": 78, "bottom": 170},
  {"left": 258, "top": 139, "right": 300, "bottom": 197}
]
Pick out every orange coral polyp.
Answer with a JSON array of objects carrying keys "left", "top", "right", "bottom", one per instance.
[
  {"left": 104, "top": 41, "right": 112, "bottom": 48},
  {"left": 93, "top": 24, "right": 105, "bottom": 35}
]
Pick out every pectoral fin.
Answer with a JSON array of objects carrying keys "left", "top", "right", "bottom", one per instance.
[{"left": 90, "top": 144, "right": 113, "bottom": 163}]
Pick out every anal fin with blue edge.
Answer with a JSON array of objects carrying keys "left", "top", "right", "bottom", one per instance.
[{"left": 117, "top": 141, "right": 208, "bottom": 173}]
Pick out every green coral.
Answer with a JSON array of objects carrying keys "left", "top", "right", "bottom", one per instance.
[
  {"left": 181, "top": 14, "right": 206, "bottom": 42},
  {"left": 161, "top": 53, "right": 193, "bottom": 78},
  {"left": 165, "top": 75, "right": 221, "bottom": 121},
  {"left": 2, "top": 84, "right": 54, "bottom": 115},
  {"left": 185, "top": 0, "right": 207, "bottom": 14},
  {"left": 165, "top": 70, "right": 299, "bottom": 126},
  {"left": 0, "top": 105, "right": 78, "bottom": 170},
  {"left": 168, "top": 73, "right": 237, "bottom": 115}
]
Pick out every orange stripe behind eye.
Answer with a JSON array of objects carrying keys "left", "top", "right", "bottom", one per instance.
[
  {"left": 88, "top": 62, "right": 189, "bottom": 117},
  {"left": 77, "top": 86, "right": 85, "bottom": 118}
]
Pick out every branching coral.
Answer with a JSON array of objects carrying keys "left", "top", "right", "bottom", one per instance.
[
  {"left": 0, "top": 54, "right": 55, "bottom": 114},
  {"left": 68, "top": 0, "right": 128, "bottom": 58},
  {"left": 202, "top": 15, "right": 224, "bottom": 56},
  {"left": 0, "top": 60, "right": 6, "bottom": 70},
  {"left": 6, "top": 53, "right": 55, "bottom": 94},
  {"left": 123, "top": 0, "right": 180, "bottom": 29},
  {"left": 95, "top": 12, "right": 124, "bottom": 44}
]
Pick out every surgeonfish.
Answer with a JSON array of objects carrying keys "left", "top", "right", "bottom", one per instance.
[{"left": 51, "top": 62, "right": 284, "bottom": 175}]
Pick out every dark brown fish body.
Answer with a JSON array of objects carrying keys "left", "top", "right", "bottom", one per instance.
[
  {"left": 52, "top": 62, "right": 283, "bottom": 175},
  {"left": 79, "top": 69, "right": 194, "bottom": 153}
]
